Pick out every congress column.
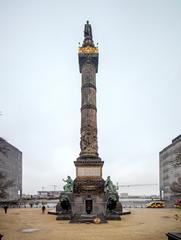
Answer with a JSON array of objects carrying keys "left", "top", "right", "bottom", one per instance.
[{"left": 72, "top": 22, "right": 106, "bottom": 222}]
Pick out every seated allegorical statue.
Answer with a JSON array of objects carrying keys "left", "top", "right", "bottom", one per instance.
[
  {"left": 104, "top": 176, "right": 117, "bottom": 193},
  {"left": 62, "top": 176, "right": 73, "bottom": 192}
]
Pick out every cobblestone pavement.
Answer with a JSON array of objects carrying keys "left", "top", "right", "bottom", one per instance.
[{"left": 0, "top": 208, "right": 180, "bottom": 240}]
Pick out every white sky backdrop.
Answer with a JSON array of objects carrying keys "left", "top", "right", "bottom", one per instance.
[{"left": 0, "top": 0, "right": 181, "bottom": 195}]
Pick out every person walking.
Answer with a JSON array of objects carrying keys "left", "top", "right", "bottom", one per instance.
[
  {"left": 4, "top": 205, "right": 8, "bottom": 214},
  {"left": 42, "top": 205, "right": 46, "bottom": 214}
]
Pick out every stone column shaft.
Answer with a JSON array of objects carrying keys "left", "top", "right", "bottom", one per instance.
[{"left": 80, "top": 62, "right": 98, "bottom": 156}]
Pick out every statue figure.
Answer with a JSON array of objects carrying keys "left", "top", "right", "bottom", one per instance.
[
  {"left": 104, "top": 176, "right": 117, "bottom": 193},
  {"left": 105, "top": 176, "right": 120, "bottom": 213},
  {"left": 62, "top": 176, "right": 73, "bottom": 192},
  {"left": 84, "top": 20, "right": 92, "bottom": 40}
]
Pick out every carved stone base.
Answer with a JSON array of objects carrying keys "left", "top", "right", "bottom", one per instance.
[
  {"left": 73, "top": 178, "right": 104, "bottom": 194},
  {"left": 71, "top": 193, "right": 106, "bottom": 217},
  {"left": 55, "top": 191, "right": 126, "bottom": 223},
  {"left": 76, "top": 155, "right": 103, "bottom": 163},
  {"left": 74, "top": 156, "right": 104, "bottom": 179}
]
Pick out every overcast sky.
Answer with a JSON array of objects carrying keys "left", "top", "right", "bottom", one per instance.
[{"left": 0, "top": 0, "right": 181, "bottom": 195}]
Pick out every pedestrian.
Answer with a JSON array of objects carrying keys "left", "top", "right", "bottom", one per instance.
[
  {"left": 42, "top": 205, "right": 46, "bottom": 214},
  {"left": 4, "top": 205, "right": 8, "bottom": 214}
]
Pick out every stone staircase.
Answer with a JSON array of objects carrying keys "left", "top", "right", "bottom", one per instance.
[{"left": 69, "top": 214, "right": 107, "bottom": 223}]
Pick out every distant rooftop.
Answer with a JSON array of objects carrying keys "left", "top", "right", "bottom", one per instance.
[
  {"left": 0, "top": 137, "right": 22, "bottom": 153},
  {"left": 172, "top": 134, "right": 181, "bottom": 143},
  {"left": 160, "top": 134, "right": 181, "bottom": 154}
]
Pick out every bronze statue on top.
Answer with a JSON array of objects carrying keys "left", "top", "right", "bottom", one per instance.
[
  {"left": 84, "top": 20, "right": 93, "bottom": 40},
  {"left": 82, "top": 20, "right": 95, "bottom": 47}
]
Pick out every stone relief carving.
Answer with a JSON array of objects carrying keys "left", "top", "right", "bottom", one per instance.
[
  {"left": 73, "top": 179, "right": 104, "bottom": 194},
  {"left": 80, "top": 125, "right": 98, "bottom": 154}
]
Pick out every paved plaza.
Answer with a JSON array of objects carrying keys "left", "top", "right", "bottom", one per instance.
[{"left": 0, "top": 208, "right": 180, "bottom": 240}]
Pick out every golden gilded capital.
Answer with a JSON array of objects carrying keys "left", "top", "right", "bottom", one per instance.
[{"left": 78, "top": 46, "right": 99, "bottom": 54}]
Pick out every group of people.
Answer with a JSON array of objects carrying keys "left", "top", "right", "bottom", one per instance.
[{"left": 2, "top": 205, "right": 46, "bottom": 214}]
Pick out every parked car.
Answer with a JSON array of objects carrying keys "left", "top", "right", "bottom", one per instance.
[{"left": 146, "top": 201, "right": 165, "bottom": 208}]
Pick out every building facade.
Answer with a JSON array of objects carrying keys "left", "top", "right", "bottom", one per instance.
[
  {"left": 0, "top": 138, "right": 22, "bottom": 201},
  {"left": 159, "top": 135, "right": 181, "bottom": 201}
]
